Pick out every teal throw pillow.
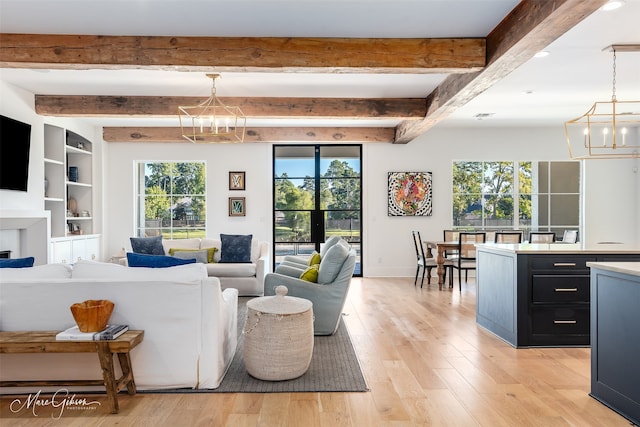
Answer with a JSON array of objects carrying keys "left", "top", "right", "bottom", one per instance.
[
  {"left": 126, "top": 252, "right": 196, "bottom": 268},
  {"left": 220, "top": 234, "right": 252, "bottom": 263},
  {"left": 130, "top": 235, "right": 165, "bottom": 255},
  {"left": 0, "top": 257, "right": 35, "bottom": 268},
  {"left": 317, "top": 240, "right": 349, "bottom": 284}
]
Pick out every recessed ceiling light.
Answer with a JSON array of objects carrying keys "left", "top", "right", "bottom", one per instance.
[
  {"left": 524, "top": 90, "right": 535, "bottom": 95},
  {"left": 601, "top": 1, "right": 625, "bottom": 11},
  {"left": 534, "top": 51, "right": 549, "bottom": 58}
]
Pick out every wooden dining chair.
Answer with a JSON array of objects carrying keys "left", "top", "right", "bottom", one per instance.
[
  {"left": 495, "top": 231, "right": 523, "bottom": 243},
  {"left": 451, "top": 231, "right": 486, "bottom": 291},
  {"left": 529, "top": 231, "right": 556, "bottom": 243},
  {"left": 412, "top": 230, "right": 441, "bottom": 288},
  {"left": 483, "top": 230, "right": 496, "bottom": 243},
  {"left": 562, "top": 230, "right": 578, "bottom": 243},
  {"left": 442, "top": 229, "right": 460, "bottom": 260}
]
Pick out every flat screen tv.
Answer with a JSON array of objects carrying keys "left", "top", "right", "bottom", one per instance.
[{"left": 0, "top": 115, "right": 32, "bottom": 192}]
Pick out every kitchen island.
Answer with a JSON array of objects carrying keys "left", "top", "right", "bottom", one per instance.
[
  {"left": 587, "top": 261, "right": 640, "bottom": 426},
  {"left": 475, "top": 243, "right": 640, "bottom": 348}
]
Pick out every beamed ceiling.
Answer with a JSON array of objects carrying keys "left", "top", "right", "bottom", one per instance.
[{"left": 1, "top": 0, "right": 638, "bottom": 144}]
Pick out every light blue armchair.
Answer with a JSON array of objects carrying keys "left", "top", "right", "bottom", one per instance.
[
  {"left": 264, "top": 239, "right": 356, "bottom": 335},
  {"left": 277, "top": 235, "right": 341, "bottom": 272}
]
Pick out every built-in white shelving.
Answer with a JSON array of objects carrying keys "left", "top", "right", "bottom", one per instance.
[{"left": 44, "top": 124, "right": 100, "bottom": 262}]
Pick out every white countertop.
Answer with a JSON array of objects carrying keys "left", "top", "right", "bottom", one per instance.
[
  {"left": 586, "top": 262, "right": 640, "bottom": 277},
  {"left": 476, "top": 242, "right": 640, "bottom": 254}
]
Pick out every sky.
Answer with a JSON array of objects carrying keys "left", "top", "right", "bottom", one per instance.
[{"left": 275, "top": 158, "right": 360, "bottom": 178}]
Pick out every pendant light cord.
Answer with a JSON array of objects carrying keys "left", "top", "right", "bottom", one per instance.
[{"left": 611, "top": 48, "right": 617, "bottom": 102}]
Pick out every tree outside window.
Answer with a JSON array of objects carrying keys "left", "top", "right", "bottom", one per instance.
[
  {"left": 274, "top": 159, "right": 360, "bottom": 243},
  {"left": 452, "top": 160, "right": 578, "bottom": 236},
  {"left": 453, "top": 161, "right": 516, "bottom": 229},
  {"left": 136, "top": 161, "right": 206, "bottom": 239}
]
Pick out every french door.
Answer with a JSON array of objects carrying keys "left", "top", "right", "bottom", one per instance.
[{"left": 273, "top": 145, "right": 362, "bottom": 275}]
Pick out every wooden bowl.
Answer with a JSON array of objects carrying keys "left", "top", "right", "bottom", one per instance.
[{"left": 70, "top": 299, "right": 114, "bottom": 332}]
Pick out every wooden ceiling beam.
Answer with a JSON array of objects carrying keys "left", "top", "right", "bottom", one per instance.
[
  {"left": 103, "top": 126, "right": 394, "bottom": 143},
  {"left": 0, "top": 34, "right": 485, "bottom": 73},
  {"left": 394, "top": 0, "right": 611, "bottom": 143},
  {"left": 35, "top": 95, "right": 426, "bottom": 120}
]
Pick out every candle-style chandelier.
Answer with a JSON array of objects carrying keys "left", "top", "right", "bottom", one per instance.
[
  {"left": 564, "top": 44, "right": 640, "bottom": 159},
  {"left": 179, "top": 74, "right": 246, "bottom": 143}
]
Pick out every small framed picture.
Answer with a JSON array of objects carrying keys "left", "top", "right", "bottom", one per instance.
[
  {"left": 229, "top": 197, "right": 246, "bottom": 216},
  {"left": 229, "top": 171, "right": 245, "bottom": 190}
]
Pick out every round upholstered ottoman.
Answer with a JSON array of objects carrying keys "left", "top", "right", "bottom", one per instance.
[{"left": 243, "top": 285, "right": 314, "bottom": 381}]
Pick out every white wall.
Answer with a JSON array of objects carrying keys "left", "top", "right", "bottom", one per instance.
[
  {"left": 2, "top": 80, "right": 638, "bottom": 274},
  {"left": 0, "top": 81, "right": 43, "bottom": 257},
  {"left": 582, "top": 159, "right": 640, "bottom": 246},
  {"left": 365, "top": 125, "right": 570, "bottom": 276},
  {"left": 0, "top": 81, "right": 44, "bottom": 212},
  {"left": 105, "top": 125, "right": 638, "bottom": 277},
  {"left": 0, "top": 81, "right": 101, "bottom": 258},
  {"left": 103, "top": 141, "right": 273, "bottom": 260}
]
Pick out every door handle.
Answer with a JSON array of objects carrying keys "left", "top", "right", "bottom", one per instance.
[
  {"left": 553, "top": 320, "right": 577, "bottom": 324},
  {"left": 554, "top": 288, "right": 578, "bottom": 292}
]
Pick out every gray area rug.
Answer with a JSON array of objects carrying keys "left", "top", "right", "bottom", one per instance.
[{"left": 145, "top": 297, "right": 368, "bottom": 393}]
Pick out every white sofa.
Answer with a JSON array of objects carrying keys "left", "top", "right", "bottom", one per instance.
[
  {"left": 153, "top": 237, "right": 269, "bottom": 296},
  {"left": 0, "top": 261, "right": 238, "bottom": 392}
]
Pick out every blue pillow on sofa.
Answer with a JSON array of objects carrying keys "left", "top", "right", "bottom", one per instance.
[
  {"left": 219, "top": 234, "right": 252, "bottom": 263},
  {"left": 0, "top": 257, "right": 35, "bottom": 268},
  {"left": 126, "top": 252, "right": 196, "bottom": 268},
  {"left": 130, "top": 235, "right": 165, "bottom": 255}
]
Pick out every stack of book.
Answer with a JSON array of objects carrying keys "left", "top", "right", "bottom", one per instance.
[{"left": 56, "top": 324, "right": 129, "bottom": 341}]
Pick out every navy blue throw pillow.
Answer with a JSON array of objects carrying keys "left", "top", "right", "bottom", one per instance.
[
  {"left": 0, "top": 257, "right": 35, "bottom": 268},
  {"left": 219, "top": 234, "right": 252, "bottom": 263},
  {"left": 126, "top": 252, "right": 196, "bottom": 268},
  {"left": 130, "top": 235, "right": 165, "bottom": 255}
]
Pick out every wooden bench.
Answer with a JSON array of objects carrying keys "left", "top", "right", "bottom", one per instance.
[{"left": 0, "top": 330, "right": 144, "bottom": 414}]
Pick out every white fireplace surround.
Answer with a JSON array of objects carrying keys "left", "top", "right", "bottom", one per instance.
[{"left": 0, "top": 210, "right": 50, "bottom": 265}]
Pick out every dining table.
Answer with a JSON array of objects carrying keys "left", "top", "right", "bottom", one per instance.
[{"left": 425, "top": 240, "right": 459, "bottom": 289}]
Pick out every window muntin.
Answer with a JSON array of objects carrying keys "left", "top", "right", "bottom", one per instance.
[
  {"left": 453, "top": 161, "right": 580, "bottom": 236},
  {"left": 453, "top": 161, "right": 515, "bottom": 230},
  {"left": 135, "top": 161, "right": 206, "bottom": 239},
  {"left": 273, "top": 145, "right": 362, "bottom": 275}
]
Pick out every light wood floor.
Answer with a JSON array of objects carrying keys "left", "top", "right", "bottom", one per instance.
[{"left": 0, "top": 277, "right": 631, "bottom": 426}]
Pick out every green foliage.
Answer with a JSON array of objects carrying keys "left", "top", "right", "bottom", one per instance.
[
  {"left": 518, "top": 162, "right": 532, "bottom": 219},
  {"left": 482, "top": 161, "right": 514, "bottom": 220},
  {"left": 145, "top": 163, "right": 173, "bottom": 193},
  {"left": 173, "top": 162, "right": 205, "bottom": 195},
  {"left": 324, "top": 160, "right": 360, "bottom": 219},
  {"left": 141, "top": 162, "right": 206, "bottom": 237},
  {"left": 145, "top": 186, "right": 170, "bottom": 220},
  {"left": 452, "top": 162, "right": 482, "bottom": 223},
  {"left": 453, "top": 161, "right": 534, "bottom": 227},
  {"left": 274, "top": 159, "right": 361, "bottom": 239}
]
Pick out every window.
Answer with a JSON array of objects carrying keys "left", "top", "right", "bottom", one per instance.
[
  {"left": 520, "top": 161, "right": 580, "bottom": 236},
  {"left": 135, "top": 161, "right": 206, "bottom": 239},
  {"left": 273, "top": 145, "right": 362, "bottom": 275},
  {"left": 452, "top": 161, "right": 579, "bottom": 236}
]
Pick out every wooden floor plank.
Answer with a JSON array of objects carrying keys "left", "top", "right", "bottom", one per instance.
[
  {"left": 369, "top": 380, "right": 413, "bottom": 421},
  {"left": 0, "top": 277, "right": 631, "bottom": 426},
  {"left": 257, "top": 393, "right": 290, "bottom": 427}
]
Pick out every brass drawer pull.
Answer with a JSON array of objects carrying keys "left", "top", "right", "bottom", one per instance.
[
  {"left": 554, "top": 320, "right": 577, "bottom": 324},
  {"left": 555, "top": 288, "right": 578, "bottom": 292},
  {"left": 553, "top": 262, "right": 577, "bottom": 267}
]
